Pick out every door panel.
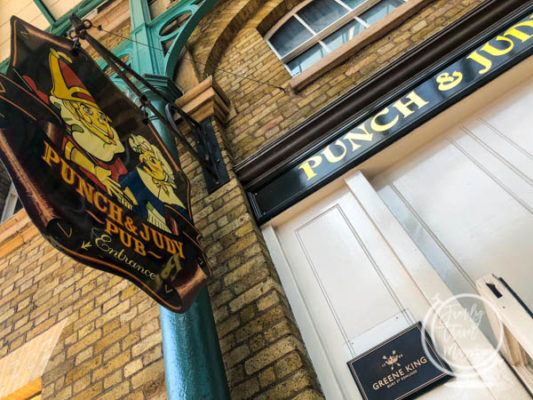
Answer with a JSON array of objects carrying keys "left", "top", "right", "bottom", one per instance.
[
  {"left": 276, "top": 190, "right": 408, "bottom": 399},
  {"left": 374, "top": 77, "right": 533, "bottom": 313},
  {"left": 267, "top": 179, "right": 501, "bottom": 399},
  {"left": 294, "top": 204, "right": 403, "bottom": 341}
]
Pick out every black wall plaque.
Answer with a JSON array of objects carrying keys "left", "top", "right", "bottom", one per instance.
[{"left": 348, "top": 323, "right": 451, "bottom": 400}]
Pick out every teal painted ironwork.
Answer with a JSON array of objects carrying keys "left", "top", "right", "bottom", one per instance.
[
  {"left": 128, "top": 1, "right": 230, "bottom": 399},
  {"left": 0, "top": 0, "right": 107, "bottom": 73},
  {"left": 129, "top": 0, "right": 218, "bottom": 77},
  {"left": 161, "top": 288, "right": 230, "bottom": 400},
  {"left": 33, "top": 0, "right": 56, "bottom": 24}
]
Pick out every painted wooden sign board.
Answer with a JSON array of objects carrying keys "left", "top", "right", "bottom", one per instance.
[{"left": 0, "top": 17, "right": 209, "bottom": 312}]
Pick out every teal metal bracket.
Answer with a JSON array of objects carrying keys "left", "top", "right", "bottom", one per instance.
[
  {"left": 49, "top": 0, "right": 108, "bottom": 36},
  {"left": 129, "top": 0, "right": 218, "bottom": 77},
  {"left": 0, "top": 0, "right": 107, "bottom": 73},
  {"left": 33, "top": 0, "right": 56, "bottom": 25}
]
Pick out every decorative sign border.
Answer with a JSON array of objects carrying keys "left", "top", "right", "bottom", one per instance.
[{"left": 248, "top": 8, "right": 533, "bottom": 224}]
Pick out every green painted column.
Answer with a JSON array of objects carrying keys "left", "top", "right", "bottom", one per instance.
[
  {"left": 160, "top": 288, "right": 230, "bottom": 399},
  {"left": 129, "top": 1, "right": 230, "bottom": 399}
]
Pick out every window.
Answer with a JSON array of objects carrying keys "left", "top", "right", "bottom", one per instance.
[
  {"left": 266, "top": 0, "right": 407, "bottom": 76},
  {"left": 1, "top": 183, "right": 22, "bottom": 223}
]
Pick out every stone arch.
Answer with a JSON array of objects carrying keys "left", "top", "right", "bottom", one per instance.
[{"left": 188, "top": 0, "right": 301, "bottom": 79}]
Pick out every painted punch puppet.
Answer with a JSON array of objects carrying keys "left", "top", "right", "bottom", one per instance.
[
  {"left": 43, "top": 49, "right": 137, "bottom": 209},
  {"left": 121, "top": 135, "right": 188, "bottom": 233}
]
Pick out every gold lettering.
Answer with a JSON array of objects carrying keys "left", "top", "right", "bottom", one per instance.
[
  {"left": 343, "top": 123, "right": 373, "bottom": 151},
  {"left": 370, "top": 107, "right": 399, "bottom": 132},
  {"left": 174, "top": 241, "right": 185, "bottom": 260},
  {"left": 152, "top": 229, "right": 165, "bottom": 250},
  {"left": 393, "top": 91, "right": 429, "bottom": 118},
  {"left": 481, "top": 35, "right": 515, "bottom": 56},
  {"left": 504, "top": 18, "right": 533, "bottom": 42},
  {"left": 322, "top": 139, "right": 348, "bottom": 163},
  {"left": 94, "top": 191, "right": 108, "bottom": 213},
  {"left": 298, "top": 155, "right": 323, "bottom": 181},
  {"left": 107, "top": 200, "right": 124, "bottom": 226},
  {"left": 42, "top": 141, "right": 60, "bottom": 166},
  {"left": 133, "top": 237, "right": 146, "bottom": 256},
  {"left": 140, "top": 223, "right": 150, "bottom": 242},
  {"left": 436, "top": 71, "right": 463, "bottom": 91},
  {"left": 60, "top": 161, "right": 76, "bottom": 185},
  {"left": 76, "top": 178, "right": 95, "bottom": 203},
  {"left": 467, "top": 50, "right": 493, "bottom": 74},
  {"left": 105, "top": 219, "right": 119, "bottom": 235},
  {"left": 119, "top": 229, "right": 132, "bottom": 248}
]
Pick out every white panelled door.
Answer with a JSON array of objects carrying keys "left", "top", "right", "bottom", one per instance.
[
  {"left": 262, "top": 73, "right": 533, "bottom": 400},
  {"left": 374, "top": 77, "right": 533, "bottom": 318},
  {"left": 264, "top": 174, "right": 526, "bottom": 399}
]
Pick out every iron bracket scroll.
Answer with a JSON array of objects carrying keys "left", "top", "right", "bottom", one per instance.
[
  {"left": 69, "top": 15, "right": 229, "bottom": 193},
  {"left": 165, "top": 104, "right": 229, "bottom": 194}
]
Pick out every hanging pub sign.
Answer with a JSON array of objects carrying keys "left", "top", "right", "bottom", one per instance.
[
  {"left": 0, "top": 17, "right": 209, "bottom": 312},
  {"left": 248, "top": 10, "right": 533, "bottom": 223},
  {"left": 347, "top": 324, "right": 451, "bottom": 400}
]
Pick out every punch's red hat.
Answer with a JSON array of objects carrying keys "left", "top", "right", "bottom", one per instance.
[{"left": 49, "top": 49, "right": 97, "bottom": 105}]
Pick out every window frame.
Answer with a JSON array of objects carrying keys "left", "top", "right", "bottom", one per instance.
[
  {"left": 1, "top": 183, "right": 20, "bottom": 223},
  {"left": 265, "top": 0, "right": 408, "bottom": 76}
]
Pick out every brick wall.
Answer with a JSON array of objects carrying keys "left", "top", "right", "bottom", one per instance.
[
  {"left": 0, "top": 218, "right": 166, "bottom": 399},
  {"left": 174, "top": 116, "right": 323, "bottom": 399},
  {"left": 0, "top": 1, "right": 488, "bottom": 400},
  {"left": 0, "top": 16, "right": 170, "bottom": 400},
  {"left": 189, "top": 0, "right": 484, "bottom": 163}
]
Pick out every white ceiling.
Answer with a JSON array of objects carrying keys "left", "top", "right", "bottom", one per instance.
[{"left": 0, "top": 0, "right": 84, "bottom": 61}]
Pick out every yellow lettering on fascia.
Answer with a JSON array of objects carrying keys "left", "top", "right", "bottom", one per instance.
[
  {"left": 343, "top": 123, "right": 374, "bottom": 151},
  {"left": 322, "top": 139, "right": 348, "bottom": 164},
  {"left": 468, "top": 34, "right": 516, "bottom": 75},
  {"left": 370, "top": 107, "right": 399, "bottom": 133},
  {"left": 481, "top": 36, "right": 515, "bottom": 57},
  {"left": 393, "top": 91, "right": 429, "bottom": 118},
  {"left": 504, "top": 17, "right": 533, "bottom": 43},
  {"left": 467, "top": 51, "right": 493, "bottom": 74},
  {"left": 298, "top": 155, "right": 323, "bottom": 181}
]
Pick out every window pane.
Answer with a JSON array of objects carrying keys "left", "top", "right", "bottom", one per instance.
[
  {"left": 341, "top": 0, "right": 366, "bottom": 9},
  {"left": 360, "top": 0, "right": 403, "bottom": 25},
  {"left": 298, "top": 0, "right": 348, "bottom": 33},
  {"left": 14, "top": 198, "right": 22, "bottom": 213},
  {"left": 323, "top": 19, "right": 364, "bottom": 50},
  {"left": 270, "top": 17, "right": 313, "bottom": 56},
  {"left": 287, "top": 43, "right": 328, "bottom": 75}
]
